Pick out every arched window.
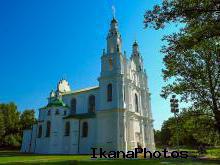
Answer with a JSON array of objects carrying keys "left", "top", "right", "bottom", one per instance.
[
  {"left": 109, "top": 58, "right": 113, "bottom": 71},
  {"left": 45, "top": 121, "right": 51, "bottom": 137},
  {"left": 107, "top": 83, "right": 112, "bottom": 102},
  {"left": 55, "top": 109, "right": 59, "bottom": 115},
  {"left": 38, "top": 125, "right": 42, "bottom": 138},
  {"left": 47, "top": 110, "right": 51, "bottom": 116},
  {"left": 135, "top": 94, "right": 139, "bottom": 112},
  {"left": 82, "top": 122, "right": 88, "bottom": 137},
  {"left": 124, "top": 86, "right": 126, "bottom": 101},
  {"left": 88, "top": 95, "right": 95, "bottom": 113},
  {"left": 64, "top": 121, "right": 70, "bottom": 136},
  {"left": 70, "top": 98, "right": 76, "bottom": 115}
]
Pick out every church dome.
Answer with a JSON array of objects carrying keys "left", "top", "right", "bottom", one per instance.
[
  {"left": 57, "top": 79, "right": 71, "bottom": 93},
  {"left": 133, "top": 40, "right": 138, "bottom": 47},
  {"left": 111, "top": 17, "right": 118, "bottom": 24}
]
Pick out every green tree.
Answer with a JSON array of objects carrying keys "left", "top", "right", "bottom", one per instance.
[
  {"left": 180, "top": 109, "right": 220, "bottom": 146},
  {"left": 20, "top": 109, "right": 36, "bottom": 130},
  {"left": 0, "top": 110, "right": 5, "bottom": 146},
  {"left": 144, "top": 0, "right": 220, "bottom": 131},
  {"left": 0, "top": 103, "right": 20, "bottom": 147},
  {"left": 154, "top": 129, "right": 162, "bottom": 147},
  {"left": 159, "top": 109, "right": 220, "bottom": 147},
  {"left": 160, "top": 117, "right": 176, "bottom": 146}
]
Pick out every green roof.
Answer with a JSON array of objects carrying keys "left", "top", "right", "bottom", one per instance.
[{"left": 40, "top": 97, "right": 68, "bottom": 109}]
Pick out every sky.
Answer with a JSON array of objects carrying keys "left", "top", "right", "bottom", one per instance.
[{"left": 0, "top": 0, "right": 181, "bottom": 130}]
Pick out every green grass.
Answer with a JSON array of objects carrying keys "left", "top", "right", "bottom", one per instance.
[
  {"left": 0, "top": 150, "right": 219, "bottom": 165},
  {"left": 206, "top": 148, "right": 220, "bottom": 159}
]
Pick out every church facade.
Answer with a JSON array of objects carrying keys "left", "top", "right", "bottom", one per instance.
[{"left": 20, "top": 18, "right": 155, "bottom": 154}]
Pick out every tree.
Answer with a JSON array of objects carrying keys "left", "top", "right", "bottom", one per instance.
[
  {"left": 160, "top": 117, "right": 176, "bottom": 146},
  {"left": 0, "top": 110, "right": 5, "bottom": 146},
  {"left": 20, "top": 109, "right": 36, "bottom": 130},
  {"left": 144, "top": 0, "right": 220, "bottom": 131},
  {"left": 154, "top": 129, "right": 162, "bottom": 147},
  {"left": 0, "top": 103, "right": 20, "bottom": 147},
  {"left": 158, "top": 109, "right": 220, "bottom": 147},
  {"left": 0, "top": 103, "right": 36, "bottom": 148},
  {"left": 1, "top": 103, "right": 20, "bottom": 136}
]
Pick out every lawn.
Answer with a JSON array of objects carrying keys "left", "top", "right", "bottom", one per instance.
[{"left": 0, "top": 150, "right": 219, "bottom": 165}]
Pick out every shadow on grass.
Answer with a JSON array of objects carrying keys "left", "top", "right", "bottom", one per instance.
[
  {"left": 1, "top": 151, "right": 220, "bottom": 165},
  {"left": 3, "top": 159, "right": 220, "bottom": 165},
  {"left": 0, "top": 151, "right": 90, "bottom": 157}
]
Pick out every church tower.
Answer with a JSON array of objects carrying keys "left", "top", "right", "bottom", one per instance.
[
  {"left": 107, "top": 18, "right": 122, "bottom": 55},
  {"left": 98, "top": 17, "right": 126, "bottom": 111},
  {"left": 130, "top": 41, "right": 144, "bottom": 72},
  {"left": 97, "top": 17, "right": 127, "bottom": 152}
]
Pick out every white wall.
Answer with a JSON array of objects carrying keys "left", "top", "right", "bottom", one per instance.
[{"left": 20, "top": 129, "right": 32, "bottom": 153}]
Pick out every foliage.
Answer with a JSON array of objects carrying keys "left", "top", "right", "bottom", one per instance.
[
  {"left": 0, "top": 103, "right": 36, "bottom": 148},
  {"left": 20, "top": 109, "right": 36, "bottom": 130},
  {"left": 0, "top": 110, "right": 5, "bottom": 145},
  {"left": 0, "top": 103, "right": 20, "bottom": 136},
  {"left": 144, "top": 0, "right": 220, "bottom": 131},
  {"left": 155, "top": 109, "right": 220, "bottom": 148},
  {"left": 4, "top": 134, "right": 21, "bottom": 147}
]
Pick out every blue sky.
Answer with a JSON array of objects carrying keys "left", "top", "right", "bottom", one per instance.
[{"left": 0, "top": 0, "right": 181, "bottom": 130}]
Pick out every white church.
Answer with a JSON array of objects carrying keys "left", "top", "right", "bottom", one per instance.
[{"left": 21, "top": 17, "right": 155, "bottom": 154}]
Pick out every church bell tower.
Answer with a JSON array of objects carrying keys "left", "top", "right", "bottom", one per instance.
[
  {"left": 97, "top": 17, "right": 127, "bottom": 152},
  {"left": 98, "top": 17, "right": 125, "bottom": 111},
  {"left": 107, "top": 18, "right": 122, "bottom": 54}
]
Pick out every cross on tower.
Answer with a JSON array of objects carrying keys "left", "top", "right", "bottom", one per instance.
[{"left": 112, "top": 5, "right": 116, "bottom": 18}]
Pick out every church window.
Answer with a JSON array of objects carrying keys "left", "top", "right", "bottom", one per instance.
[
  {"left": 70, "top": 98, "right": 76, "bottom": 115},
  {"left": 38, "top": 125, "right": 42, "bottom": 138},
  {"left": 45, "top": 121, "right": 51, "bottom": 137},
  {"left": 107, "top": 83, "right": 112, "bottom": 102},
  {"left": 64, "top": 121, "right": 70, "bottom": 136},
  {"left": 47, "top": 110, "right": 51, "bottom": 116},
  {"left": 82, "top": 122, "right": 88, "bottom": 137},
  {"left": 55, "top": 109, "right": 59, "bottom": 115},
  {"left": 109, "top": 58, "right": 113, "bottom": 71},
  {"left": 139, "top": 66, "right": 142, "bottom": 71},
  {"left": 123, "top": 86, "right": 126, "bottom": 101},
  {"left": 110, "top": 46, "right": 114, "bottom": 53},
  {"left": 135, "top": 94, "right": 139, "bottom": 112},
  {"left": 88, "top": 95, "right": 95, "bottom": 113}
]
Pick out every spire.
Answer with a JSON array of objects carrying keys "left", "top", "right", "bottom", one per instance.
[
  {"left": 110, "top": 5, "right": 118, "bottom": 31},
  {"left": 112, "top": 5, "right": 116, "bottom": 18},
  {"left": 107, "top": 16, "right": 122, "bottom": 54},
  {"left": 110, "top": 17, "right": 118, "bottom": 32},
  {"left": 132, "top": 40, "right": 139, "bottom": 56},
  {"left": 131, "top": 40, "right": 143, "bottom": 72}
]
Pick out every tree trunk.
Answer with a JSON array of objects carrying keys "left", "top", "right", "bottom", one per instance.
[{"left": 213, "top": 108, "right": 220, "bottom": 133}]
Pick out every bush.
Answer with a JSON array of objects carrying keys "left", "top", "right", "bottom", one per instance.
[{"left": 4, "top": 134, "right": 21, "bottom": 147}]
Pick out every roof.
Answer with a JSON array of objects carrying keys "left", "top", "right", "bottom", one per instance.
[
  {"left": 47, "top": 99, "right": 66, "bottom": 107},
  {"left": 62, "top": 86, "right": 99, "bottom": 96},
  {"left": 133, "top": 40, "right": 138, "bottom": 47},
  {"left": 111, "top": 17, "right": 118, "bottom": 24},
  {"left": 64, "top": 113, "right": 96, "bottom": 119},
  {"left": 40, "top": 97, "right": 69, "bottom": 110},
  {"left": 40, "top": 86, "right": 99, "bottom": 110}
]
